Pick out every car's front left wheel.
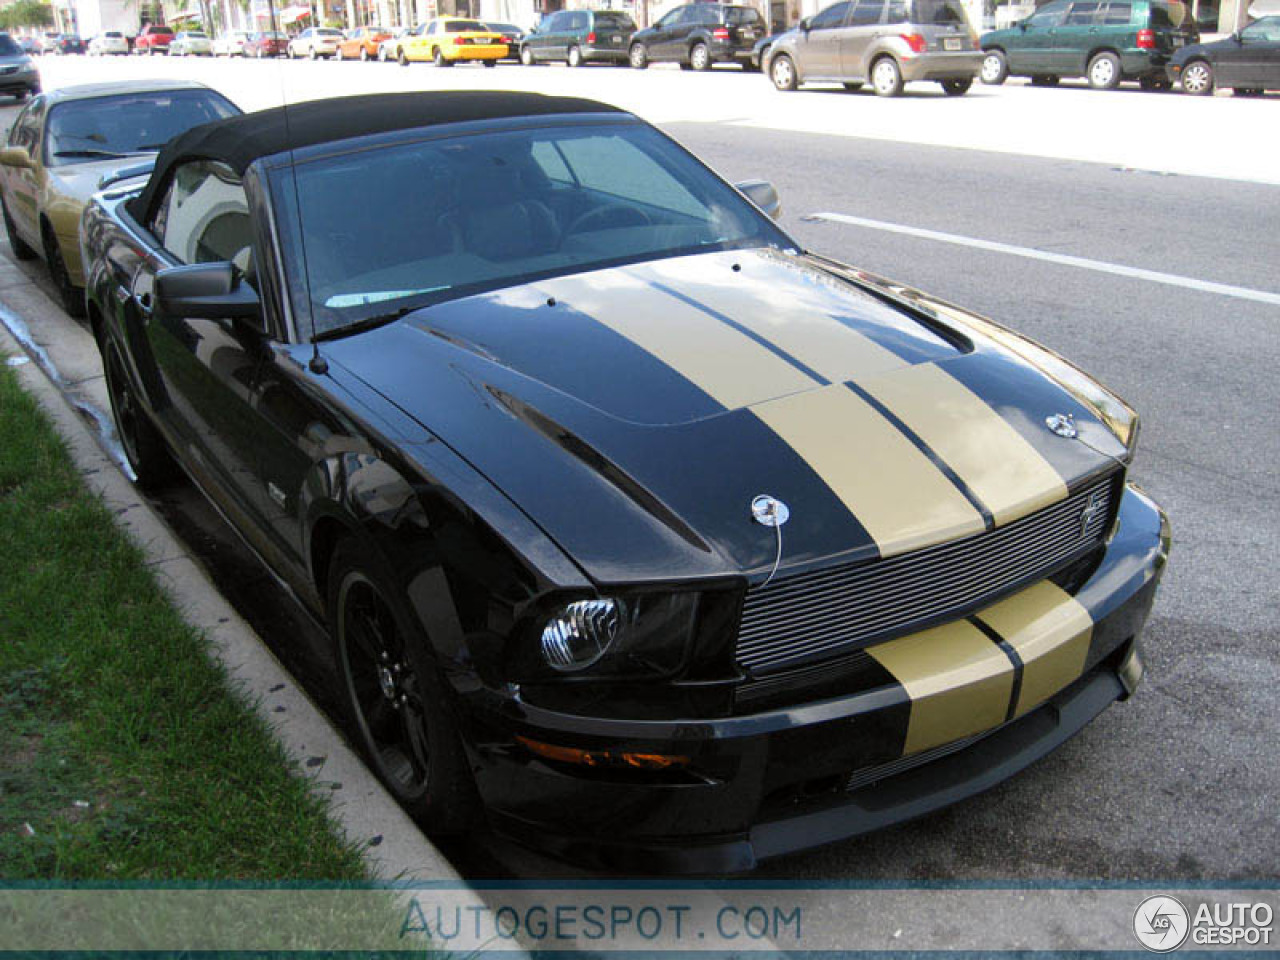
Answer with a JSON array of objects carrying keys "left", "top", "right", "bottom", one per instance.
[
  {"left": 103, "top": 340, "right": 176, "bottom": 488},
  {"left": 328, "top": 539, "right": 475, "bottom": 832},
  {"left": 1180, "top": 59, "right": 1213, "bottom": 95},
  {"left": 770, "top": 53, "right": 797, "bottom": 90},
  {"left": 980, "top": 49, "right": 1007, "bottom": 85},
  {"left": 42, "top": 228, "right": 84, "bottom": 318}
]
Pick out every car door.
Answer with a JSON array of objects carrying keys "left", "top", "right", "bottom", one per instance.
[
  {"left": 653, "top": 6, "right": 690, "bottom": 58},
  {"left": 795, "top": 2, "right": 853, "bottom": 77},
  {"left": 1007, "top": 0, "right": 1068, "bottom": 74},
  {"left": 1058, "top": 1, "right": 1102, "bottom": 74},
  {"left": 546, "top": 11, "right": 570, "bottom": 59},
  {"left": 2, "top": 97, "right": 44, "bottom": 248},
  {"left": 134, "top": 158, "right": 272, "bottom": 532},
  {"left": 1227, "top": 16, "right": 1280, "bottom": 87},
  {"left": 841, "top": 0, "right": 887, "bottom": 77}
]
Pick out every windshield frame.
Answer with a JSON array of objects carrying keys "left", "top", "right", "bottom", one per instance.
[{"left": 261, "top": 114, "right": 797, "bottom": 343}]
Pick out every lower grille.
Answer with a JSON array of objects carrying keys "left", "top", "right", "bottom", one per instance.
[
  {"left": 846, "top": 729, "right": 993, "bottom": 793},
  {"left": 736, "top": 472, "right": 1117, "bottom": 675}
]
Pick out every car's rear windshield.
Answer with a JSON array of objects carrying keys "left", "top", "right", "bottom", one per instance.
[
  {"left": 272, "top": 121, "right": 790, "bottom": 339},
  {"left": 725, "top": 6, "right": 764, "bottom": 24},
  {"left": 0, "top": 35, "right": 19, "bottom": 55},
  {"left": 45, "top": 90, "right": 240, "bottom": 168},
  {"left": 594, "top": 11, "right": 636, "bottom": 27},
  {"left": 150, "top": 26, "right": 174, "bottom": 34},
  {"left": 906, "top": 0, "right": 968, "bottom": 24},
  {"left": 445, "top": 20, "right": 487, "bottom": 31},
  {"left": 1150, "top": 1, "right": 1189, "bottom": 27},
  {"left": 105, "top": 31, "right": 123, "bottom": 37}
]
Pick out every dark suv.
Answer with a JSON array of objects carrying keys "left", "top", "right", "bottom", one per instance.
[
  {"left": 979, "top": 0, "right": 1198, "bottom": 90},
  {"left": 520, "top": 9, "right": 636, "bottom": 66},
  {"left": 629, "top": 2, "right": 765, "bottom": 70}
]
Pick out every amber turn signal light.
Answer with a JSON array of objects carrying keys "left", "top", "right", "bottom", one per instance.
[{"left": 516, "top": 736, "right": 689, "bottom": 770}]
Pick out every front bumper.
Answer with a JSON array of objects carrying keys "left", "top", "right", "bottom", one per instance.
[
  {"left": 463, "top": 484, "right": 1168, "bottom": 873},
  {"left": 900, "top": 50, "right": 984, "bottom": 82},
  {"left": 0, "top": 69, "right": 38, "bottom": 93}
]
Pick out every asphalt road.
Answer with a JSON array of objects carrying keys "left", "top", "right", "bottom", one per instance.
[{"left": 3, "top": 58, "right": 1276, "bottom": 883}]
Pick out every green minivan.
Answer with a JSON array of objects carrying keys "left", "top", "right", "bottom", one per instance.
[{"left": 979, "top": 0, "right": 1198, "bottom": 89}]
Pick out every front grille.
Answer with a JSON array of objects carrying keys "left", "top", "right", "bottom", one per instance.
[
  {"left": 736, "top": 472, "right": 1117, "bottom": 675},
  {"left": 846, "top": 729, "right": 992, "bottom": 793}
]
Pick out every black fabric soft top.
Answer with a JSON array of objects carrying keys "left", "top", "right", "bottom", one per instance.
[{"left": 127, "top": 91, "right": 624, "bottom": 224}]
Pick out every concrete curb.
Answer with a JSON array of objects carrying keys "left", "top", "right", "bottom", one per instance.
[{"left": 0, "top": 259, "right": 477, "bottom": 890}]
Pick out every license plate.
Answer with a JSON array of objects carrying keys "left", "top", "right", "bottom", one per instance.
[
  {"left": 944, "top": 37, "right": 962, "bottom": 50},
  {"left": 1173, "top": 37, "right": 1185, "bottom": 46},
  {"left": 742, "top": 29, "right": 756, "bottom": 38},
  {"left": 612, "top": 35, "right": 622, "bottom": 44}
]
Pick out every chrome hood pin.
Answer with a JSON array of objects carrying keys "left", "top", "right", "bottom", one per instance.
[{"left": 1046, "top": 413, "right": 1079, "bottom": 439}]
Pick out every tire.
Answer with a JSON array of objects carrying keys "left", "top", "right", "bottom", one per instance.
[
  {"left": 520, "top": 44, "right": 534, "bottom": 65},
  {"left": 1179, "top": 59, "right": 1212, "bottom": 95},
  {"left": 1029, "top": 74, "right": 1060, "bottom": 86},
  {"left": 433, "top": 46, "right": 450, "bottom": 67},
  {"left": 327, "top": 538, "right": 475, "bottom": 833},
  {"left": 629, "top": 42, "right": 648, "bottom": 69},
  {"left": 2, "top": 196, "right": 37, "bottom": 261},
  {"left": 980, "top": 49, "right": 1007, "bottom": 85},
  {"left": 690, "top": 41, "right": 710, "bottom": 71},
  {"left": 871, "top": 56, "right": 903, "bottom": 96},
  {"left": 398, "top": 48, "right": 408, "bottom": 66},
  {"left": 770, "top": 53, "right": 797, "bottom": 91},
  {"left": 1087, "top": 51, "right": 1121, "bottom": 90},
  {"left": 42, "top": 228, "right": 84, "bottom": 318},
  {"left": 941, "top": 78, "right": 972, "bottom": 96},
  {"left": 483, "top": 58, "right": 496, "bottom": 67},
  {"left": 567, "top": 44, "right": 582, "bottom": 67},
  {"left": 102, "top": 340, "right": 175, "bottom": 489},
  {"left": 1138, "top": 75, "right": 1169, "bottom": 91},
  {"left": 842, "top": 81, "right": 863, "bottom": 91}
]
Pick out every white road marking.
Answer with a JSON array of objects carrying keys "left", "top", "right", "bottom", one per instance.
[{"left": 810, "top": 211, "right": 1280, "bottom": 308}]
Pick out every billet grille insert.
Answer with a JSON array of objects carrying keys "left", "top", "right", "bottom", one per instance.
[{"left": 736, "top": 473, "right": 1116, "bottom": 674}]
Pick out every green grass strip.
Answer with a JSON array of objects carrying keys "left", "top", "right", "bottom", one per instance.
[{"left": 0, "top": 361, "right": 367, "bottom": 880}]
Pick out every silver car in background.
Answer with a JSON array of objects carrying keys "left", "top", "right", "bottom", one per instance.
[{"left": 767, "top": 0, "right": 982, "bottom": 95}]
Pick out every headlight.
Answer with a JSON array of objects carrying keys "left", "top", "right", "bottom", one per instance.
[{"left": 522, "top": 593, "right": 700, "bottom": 680}]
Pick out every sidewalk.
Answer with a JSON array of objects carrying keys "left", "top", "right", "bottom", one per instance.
[{"left": 0, "top": 250, "right": 471, "bottom": 888}]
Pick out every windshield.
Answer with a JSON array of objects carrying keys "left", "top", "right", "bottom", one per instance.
[
  {"left": 45, "top": 90, "right": 240, "bottom": 167},
  {"left": 445, "top": 20, "right": 488, "bottom": 31},
  {"left": 909, "top": 0, "right": 968, "bottom": 24},
  {"left": 594, "top": 12, "right": 636, "bottom": 27},
  {"left": 272, "top": 121, "right": 790, "bottom": 339}
]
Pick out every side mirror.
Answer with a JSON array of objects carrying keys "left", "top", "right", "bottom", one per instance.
[
  {"left": 1231, "top": 30, "right": 1242, "bottom": 43},
  {"left": 0, "top": 145, "right": 33, "bottom": 169},
  {"left": 155, "top": 262, "right": 262, "bottom": 323},
  {"left": 735, "top": 179, "right": 782, "bottom": 220}
]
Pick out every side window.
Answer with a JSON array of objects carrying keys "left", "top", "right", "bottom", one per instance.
[
  {"left": 151, "top": 160, "right": 255, "bottom": 284},
  {"left": 8, "top": 102, "right": 33, "bottom": 148},
  {"left": 1026, "top": 1, "right": 1068, "bottom": 25},
  {"left": 426, "top": 21, "right": 438, "bottom": 34},
  {"left": 810, "top": 2, "right": 853, "bottom": 29},
  {"left": 853, "top": 0, "right": 888, "bottom": 25},
  {"left": 1066, "top": 1, "right": 1101, "bottom": 23},
  {"left": 1100, "top": 1, "right": 1132, "bottom": 20}
]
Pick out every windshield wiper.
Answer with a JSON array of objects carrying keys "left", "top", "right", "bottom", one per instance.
[
  {"left": 52, "top": 149, "right": 131, "bottom": 160},
  {"left": 311, "top": 308, "right": 416, "bottom": 343}
]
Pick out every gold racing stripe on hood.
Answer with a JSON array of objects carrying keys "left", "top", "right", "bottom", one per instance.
[
  {"left": 866, "top": 620, "right": 1014, "bottom": 756},
  {"left": 976, "top": 580, "right": 1093, "bottom": 717},
  {"left": 540, "top": 272, "right": 818, "bottom": 410},
  {"left": 858, "top": 363, "right": 1069, "bottom": 526},
  {"left": 751, "top": 384, "right": 986, "bottom": 557},
  {"left": 632, "top": 260, "right": 909, "bottom": 385}
]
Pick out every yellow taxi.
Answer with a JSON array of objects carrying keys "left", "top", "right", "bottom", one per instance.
[{"left": 399, "top": 17, "right": 506, "bottom": 66}]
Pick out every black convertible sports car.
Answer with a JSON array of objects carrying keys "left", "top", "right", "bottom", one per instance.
[{"left": 83, "top": 92, "right": 1168, "bottom": 873}]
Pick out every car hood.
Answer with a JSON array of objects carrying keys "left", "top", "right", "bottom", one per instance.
[{"left": 328, "top": 248, "right": 1123, "bottom": 585}]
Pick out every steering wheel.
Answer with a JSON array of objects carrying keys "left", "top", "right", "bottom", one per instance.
[{"left": 565, "top": 203, "right": 652, "bottom": 237}]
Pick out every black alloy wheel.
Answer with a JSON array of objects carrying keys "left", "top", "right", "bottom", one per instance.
[
  {"left": 103, "top": 341, "right": 174, "bottom": 488},
  {"left": 329, "top": 540, "right": 473, "bottom": 830},
  {"left": 42, "top": 228, "right": 84, "bottom": 317}
]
